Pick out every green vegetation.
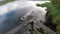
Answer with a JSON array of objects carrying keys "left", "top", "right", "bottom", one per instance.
[
  {"left": 0, "top": 0, "right": 14, "bottom": 5},
  {"left": 50, "top": 0, "right": 60, "bottom": 11},
  {"left": 50, "top": 0, "right": 60, "bottom": 34},
  {"left": 36, "top": 0, "right": 60, "bottom": 34},
  {"left": 36, "top": 2, "right": 58, "bottom": 24}
]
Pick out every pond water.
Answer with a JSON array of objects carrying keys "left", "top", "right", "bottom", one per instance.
[{"left": 0, "top": 1, "right": 49, "bottom": 34}]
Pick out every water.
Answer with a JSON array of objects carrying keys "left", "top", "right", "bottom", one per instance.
[{"left": 0, "top": 1, "right": 50, "bottom": 34}]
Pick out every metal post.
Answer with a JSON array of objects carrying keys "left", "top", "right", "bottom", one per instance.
[{"left": 30, "top": 21, "right": 34, "bottom": 34}]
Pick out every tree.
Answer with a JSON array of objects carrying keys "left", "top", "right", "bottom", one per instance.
[
  {"left": 50, "top": 0, "right": 60, "bottom": 34},
  {"left": 36, "top": 1, "right": 60, "bottom": 34}
]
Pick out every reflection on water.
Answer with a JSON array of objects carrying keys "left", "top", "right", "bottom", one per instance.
[{"left": 0, "top": 1, "right": 49, "bottom": 34}]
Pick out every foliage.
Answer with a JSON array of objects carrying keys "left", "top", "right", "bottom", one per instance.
[
  {"left": 50, "top": 0, "right": 60, "bottom": 34},
  {"left": 36, "top": 2, "right": 58, "bottom": 24},
  {"left": 0, "top": 0, "right": 14, "bottom": 5},
  {"left": 50, "top": 0, "right": 60, "bottom": 11},
  {"left": 36, "top": 1, "right": 60, "bottom": 34}
]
